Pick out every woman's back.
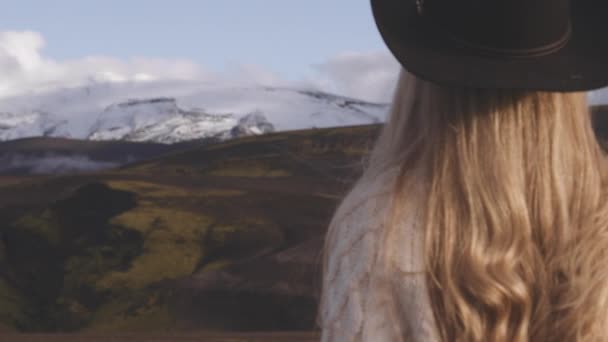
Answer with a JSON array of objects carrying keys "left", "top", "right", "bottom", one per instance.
[{"left": 319, "top": 166, "right": 440, "bottom": 341}]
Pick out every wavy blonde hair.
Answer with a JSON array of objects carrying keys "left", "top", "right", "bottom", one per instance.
[{"left": 325, "top": 69, "right": 608, "bottom": 341}]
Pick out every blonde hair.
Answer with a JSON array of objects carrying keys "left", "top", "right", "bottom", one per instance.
[{"left": 324, "top": 69, "right": 608, "bottom": 341}]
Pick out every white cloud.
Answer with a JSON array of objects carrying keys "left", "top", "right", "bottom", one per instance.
[
  {"left": 222, "top": 63, "right": 291, "bottom": 87},
  {"left": 0, "top": 31, "right": 45, "bottom": 73},
  {"left": 0, "top": 30, "right": 399, "bottom": 103},
  {"left": 0, "top": 31, "right": 211, "bottom": 97},
  {"left": 303, "top": 51, "right": 400, "bottom": 103}
]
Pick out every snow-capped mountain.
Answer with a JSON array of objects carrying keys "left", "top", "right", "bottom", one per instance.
[
  {"left": 87, "top": 97, "right": 238, "bottom": 144},
  {"left": 0, "top": 81, "right": 389, "bottom": 144}
]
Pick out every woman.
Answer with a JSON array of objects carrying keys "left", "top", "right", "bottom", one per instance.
[{"left": 318, "top": 0, "right": 608, "bottom": 341}]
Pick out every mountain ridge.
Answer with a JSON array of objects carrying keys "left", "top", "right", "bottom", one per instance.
[{"left": 0, "top": 82, "right": 389, "bottom": 144}]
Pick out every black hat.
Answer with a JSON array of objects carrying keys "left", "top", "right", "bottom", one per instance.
[{"left": 371, "top": 0, "right": 608, "bottom": 91}]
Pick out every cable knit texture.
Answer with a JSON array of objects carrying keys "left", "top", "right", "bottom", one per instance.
[{"left": 320, "top": 166, "right": 440, "bottom": 341}]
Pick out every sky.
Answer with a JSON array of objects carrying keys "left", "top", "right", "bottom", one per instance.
[
  {"left": 0, "top": 0, "right": 401, "bottom": 102},
  {"left": 2, "top": 0, "right": 385, "bottom": 78},
  {"left": 0, "top": 1, "right": 606, "bottom": 104}
]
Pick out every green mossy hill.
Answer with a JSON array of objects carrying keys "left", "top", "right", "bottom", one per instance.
[
  {"left": 1, "top": 183, "right": 142, "bottom": 331},
  {"left": 0, "top": 124, "right": 383, "bottom": 332}
]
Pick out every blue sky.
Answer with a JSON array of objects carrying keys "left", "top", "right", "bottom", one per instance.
[
  {"left": 5, "top": 1, "right": 602, "bottom": 103},
  {"left": 1, "top": 0, "right": 386, "bottom": 79}
]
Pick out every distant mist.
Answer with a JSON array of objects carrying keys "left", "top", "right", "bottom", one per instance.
[{"left": 0, "top": 153, "right": 128, "bottom": 175}]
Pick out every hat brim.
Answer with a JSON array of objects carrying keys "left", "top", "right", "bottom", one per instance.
[{"left": 371, "top": 0, "right": 608, "bottom": 91}]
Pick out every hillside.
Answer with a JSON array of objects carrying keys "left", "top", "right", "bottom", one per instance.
[{"left": 0, "top": 123, "right": 382, "bottom": 333}]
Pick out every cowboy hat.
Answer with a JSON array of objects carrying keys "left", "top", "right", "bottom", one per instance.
[{"left": 371, "top": 0, "right": 608, "bottom": 91}]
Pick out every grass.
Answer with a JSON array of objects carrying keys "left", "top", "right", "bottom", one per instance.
[
  {"left": 83, "top": 291, "right": 175, "bottom": 333},
  {"left": 107, "top": 181, "right": 244, "bottom": 198},
  {"left": 11, "top": 210, "right": 61, "bottom": 246},
  {"left": 298, "top": 140, "right": 371, "bottom": 156},
  {"left": 204, "top": 161, "right": 290, "bottom": 178},
  {"left": 199, "top": 259, "right": 233, "bottom": 272},
  {"left": 99, "top": 204, "right": 214, "bottom": 290},
  {"left": 205, "top": 219, "right": 284, "bottom": 260},
  {"left": 0, "top": 177, "right": 30, "bottom": 187},
  {"left": 203, "top": 135, "right": 285, "bottom": 151},
  {"left": 0, "top": 278, "right": 28, "bottom": 328}
]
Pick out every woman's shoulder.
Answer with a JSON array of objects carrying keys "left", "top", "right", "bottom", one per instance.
[
  {"left": 320, "top": 165, "right": 432, "bottom": 340},
  {"left": 331, "top": 165, "right": 401, "bottom": 225},
  {"left": 324, "top": 165, "right": 399, "bottom": 271},
  {"left": 324, "top": 165, "right": 403, "bottom": 282},
  {"left": 325, "top": 164, "right": 426, "bottom": 279},
  {"left": 320, "top": 167, "right": 399, "bottom": 339}
]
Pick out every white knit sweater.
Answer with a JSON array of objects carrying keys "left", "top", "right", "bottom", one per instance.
[{"left": 319, "top": 166, "right": 441, "bottom": 341}]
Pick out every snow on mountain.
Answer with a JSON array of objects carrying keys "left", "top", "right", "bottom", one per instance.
[
  {"left": 0, "top": 111, "right": 69, "bottom": 140},
  {"left": 223, "top": 110, "right": 276, "bottom": 139},
  {"left": 0, "top": 80, "right": 389, "bottom": 144},
  {"left": 87, "top": 97, "right": 238, "bottom": 144}
]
